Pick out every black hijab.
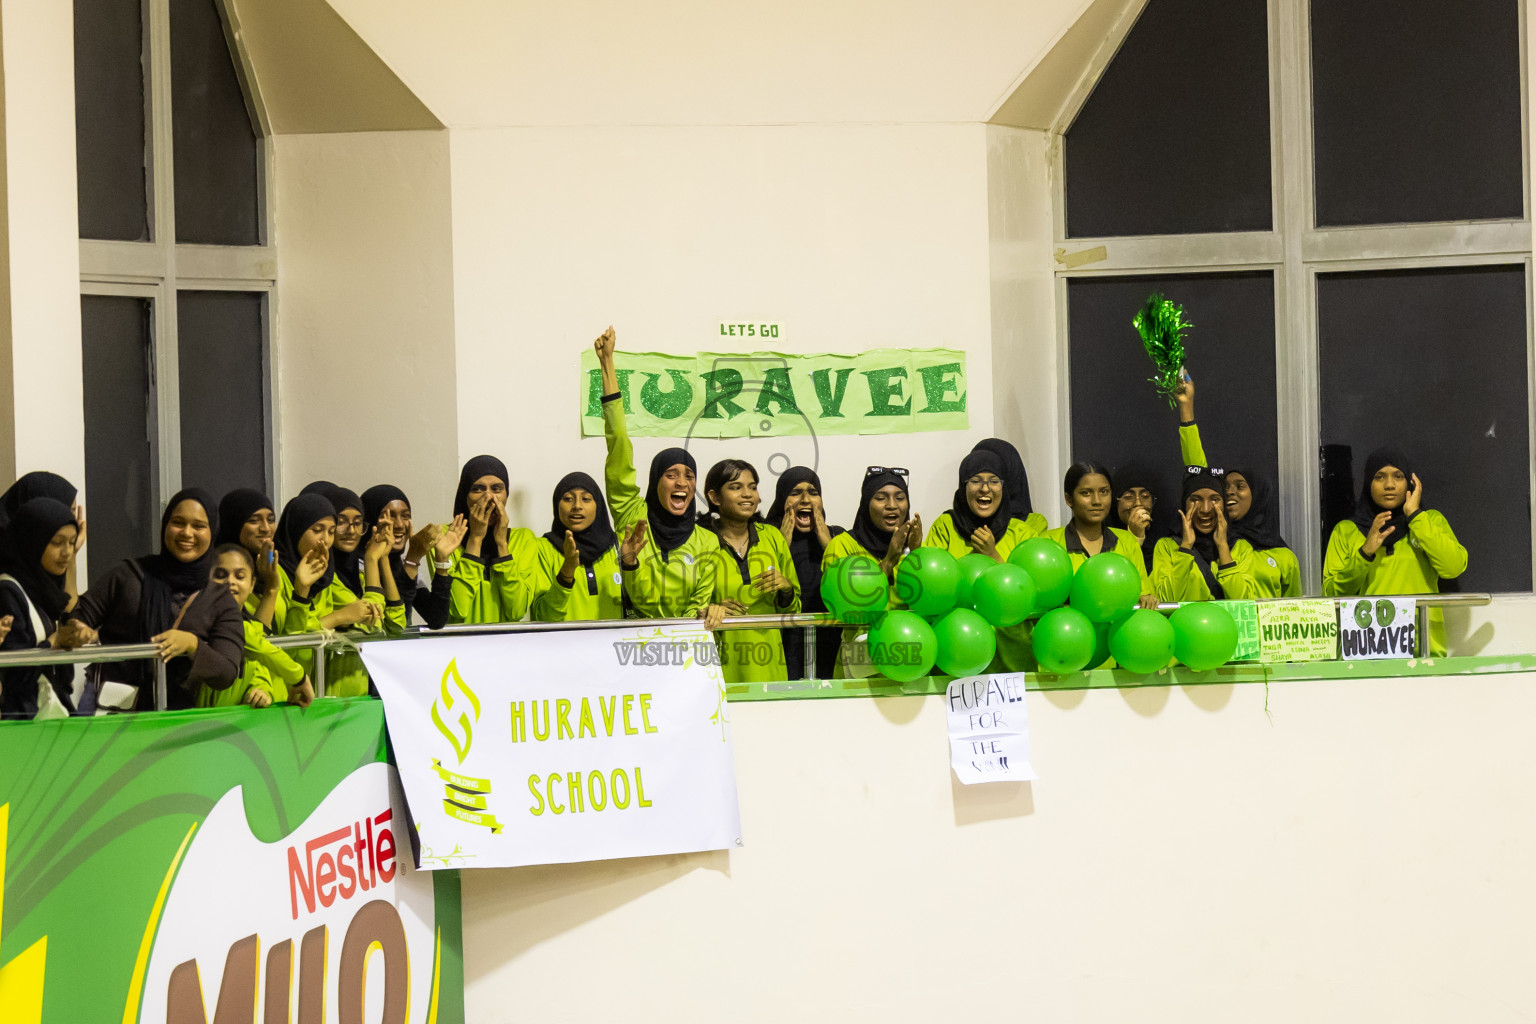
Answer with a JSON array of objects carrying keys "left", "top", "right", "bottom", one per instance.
[
  {"left": 768, "top": 465, "right": 844, "bottom": 564},
  {"left": 949, "top": 449, "right": 1011, "bottom": 541},
  {"left": 362, "top": 484, "right": 415, "bottom": 599},
  {"left": 850, "top": 469, "right": 909, "bottom": 559},
  {"left": 453, "top": 457, "right": 510, "bottom": 553},
  {"left": 1351, "top": 448, "right": 1414, "bottom": 555},
  {"left": 1181, "top": 468, "right": 1227, "bottom": 599},
  {"left": 215, "top": 488, "right": 274, "bottom": 547},
  {"left": 1226, "top": 466, "right": 1289, "bottom": 552},
  {"left": 315, "top": 486, "right": 366, "bottom": 595},
  {"left": 135, "top": 488, "right": 219, "bottom": 639},
  {"left": 0, "top": 497, "right": 76, "bottom": 622},
  {"left": 543, "top": 472, "right": 617, "bottom": 565},
  {"left": 300, "top": 480, "right": 338, "bottom": 497},
  {"left": 645, "top": 447, "right": 698, "bottom": 556},
  {"left": 275, "top": 493, "right": 337, "bottom": 589},
  {"left": 972, "top": 438, "right": 1033, "bottom": 518},
  {"left": 0, "top": 472, "right": 76, "bottom": 530}
]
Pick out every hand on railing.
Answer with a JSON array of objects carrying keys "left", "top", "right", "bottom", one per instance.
[
  {"left": 53, "top": 619, "right": 97, "bottom": 650},
  {"left": 700, "top": 601, "right": 746, "bottom": 630},
  {"left": 291, "top": 676, "right": 316, "bottom": 708}
]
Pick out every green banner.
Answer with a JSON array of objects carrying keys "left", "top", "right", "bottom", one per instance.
[
  {"left": 0, "top": 699, "right": 464, "bottom": 1023},
  {"left": 579, "top": 348, "right": 969, "bottom": 438},
  {"left": 1216, "top": 600, "right": 1261, "bottom": 662}
]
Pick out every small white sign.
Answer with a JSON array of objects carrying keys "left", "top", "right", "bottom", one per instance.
[
  {"left": 1340, "top": 598, "right": 1418, "bottom": 660},
  {"left": 946, "top": 674, "right": 1037, "bottom": 785}
]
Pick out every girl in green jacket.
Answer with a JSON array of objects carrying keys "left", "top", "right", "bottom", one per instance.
[
  {"left": 275, "top": 492, "right": 383, "bottom": 697},
  {"left": 361, "top": 484, "right": 454, "bottom": 629},
  {"left": 201, "top": 544, "right": 312, "bottom": 708},
  {"left": 434, "top": 455, "right": 536, "bottom": 624},
  {"left": 1173, "top": 374, "right": 1301, "bottom": 598},
  {"left": 969, "top": 438, "right": 1049, "bottom": 540},
  {"left": 924, "top": 448, "right": 1041, "bottom": 562},
  {"left": 820, "top": 467, "right": 921, "bottom": 677},
  {"left": 698, "top": 459, "right": 801, "bottom": 682},
  {"left": 1044, "top": 462, "right": 1158, "bottom": 603},
  {"left": 1152, "top": 468, "right": 1242, "bottom": 603},
  {"left": 1323, "top": 448, "right": 1467, "bottom": 656},
  {"left": 531, "top": 471, "right": 629, "bottom": 622},
  {"left": 593, "top": 327, "right": 717, "bottom": 619},
  {"left": 217, "top": 488, "right": 288, "bottom": 626}
]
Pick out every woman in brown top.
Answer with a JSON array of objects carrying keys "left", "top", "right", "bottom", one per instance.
[{"left": 62, "top": 487, "right": 244, "bottom": 712}]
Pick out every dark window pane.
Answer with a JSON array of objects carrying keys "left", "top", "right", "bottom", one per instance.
[
  {"left": 74, "top": 0, "right": 148, "bottom": 241},
  {"left": 170, "top": 0, "right": 259, "bottom": 245},
  {"left": 1068, "top": 272, "right": 1279, "bottom": 526},
  {"left": 81, "top": 295, "right": 155, "bottom": 578},
  {"left": 1064, "top": 0, "right": 1272, "bottom": 237},
  {"left": 1318, "top": 266, "right": 1530, "bottom": 592},
  {"left": 177, "top": 291, "right": 265, "bottom": 498},
  {"left": 1311, "top": 0, "right": 1523, "bottom": 226}
]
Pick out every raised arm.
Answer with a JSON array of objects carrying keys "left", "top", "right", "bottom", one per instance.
[{"left": 597, "top": 327, "right": 646, "bottom": 529}]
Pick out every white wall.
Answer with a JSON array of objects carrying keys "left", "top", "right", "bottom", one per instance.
[
  {"left": 1, "top": 0, "right": 83, "bottom": 488},
  {"left": 272, "top": 129, "right": 459, "bottom": 516},
  {"left": 463, "top": 672, "right": 1536, "bottom": 1022},
  {"left": 447, "top": 123, "right": 997, "bottom": 527},
  {"left": 987, "top": 124, "right": 1062, "bottom": 524}
]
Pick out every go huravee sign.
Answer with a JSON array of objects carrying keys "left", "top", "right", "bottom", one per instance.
[
  {"left": 0, "top": 700, "right": 463, "bottom": 1024},
  {"left": 362, "top": 624, "right": 743, "bottom": 870}
]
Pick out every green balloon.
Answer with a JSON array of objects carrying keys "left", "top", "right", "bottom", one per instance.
[
  {"left": 867, "top": 610, "right": 937, "bottom": 682},
  {"left": 971, "top": 562, "right": 1037, "bottom": 627},
  {"left": 932, "top": 607, "right": 997, "bottom": 677},
  {"left": 1068, "top": 552, "right": 1142, "bottom": 622},
  {"left": 1008, "top": 539, "right": 1073, "bottom": 611},
  {"left": 1108, "top": 608, "right": 1175, "bottom": 674},
  {"left": 1169, "top": 602, "right": 1239, "bottom": 671},
  {"left": 1031, "top": 606, "right": 1096, "bottom": 674},
  {"left": 1085, "top": 622, "right": 1113, "bottom": 670},
  {"left": 821, "top": 554, "right": 886, "bottom": 624},
  {"left": 896, "top": 547, "right": 961, "bottom": 618},
  {"left": 953, "top": 553, "right": 995, "bottom": 609}
]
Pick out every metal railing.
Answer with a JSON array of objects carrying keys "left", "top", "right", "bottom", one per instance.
[{"left": 0, "top": 592, "right": 1496, "bottom": 713}]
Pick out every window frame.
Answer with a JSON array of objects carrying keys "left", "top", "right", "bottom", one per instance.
[
  {"left": 77, "top": 0, "right": 278, "bottom": 513},
  {"left": 1050, "top": 0, "right": 1535, "bottom": 594}
]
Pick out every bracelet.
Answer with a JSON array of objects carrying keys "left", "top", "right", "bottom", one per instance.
[
  {"left": 435, "top": 559, "right": 452, "bottom": 571},
  {"left": 404, "top": 558, "right": 421, "bottom": 569}
]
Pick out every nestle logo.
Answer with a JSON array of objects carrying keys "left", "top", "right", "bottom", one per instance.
[{"left": 287, "top": 809, "right": 398, "bottom": 921}]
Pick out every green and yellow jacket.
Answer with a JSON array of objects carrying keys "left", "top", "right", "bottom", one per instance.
[
  {"left": 199, "top": 617, "right": 305, "bottom": 708},
  {"left": 602, "top": 398, "right": 716, "bottom": 618},
  {"left": 430, "top": 530, "right": 539, "bottom": 625},
  {"left": 1323, "top": 511, "right": 1466, "bottom": 656},
  {"left": 531, "top": 541, "right": 625, "bottom": 622},
  {"left": 1179, "top": 421, "right": 1301, "bottom": 599},
  {"left": 703, "top": 522, "right": 802, "bottom": 683},
  {"left": 923, "top": 511, "right": 1047, "bottom": 562}
]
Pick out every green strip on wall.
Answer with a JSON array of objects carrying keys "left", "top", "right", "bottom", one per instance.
[{"left": 723, "top": 654, "right": 1536, "bottom": 702}]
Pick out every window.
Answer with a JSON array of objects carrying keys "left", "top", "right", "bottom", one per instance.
[
  {"left": 1054, "top": 0, "right": 1531, "bottom": 593},
  {"left": 75, "top": 0, "right": 273, "bottom": 576}
]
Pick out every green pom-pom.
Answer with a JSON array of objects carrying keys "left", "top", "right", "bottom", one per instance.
[{"left": 1132, "top": 293, "right": 1192, "bottom": 407}]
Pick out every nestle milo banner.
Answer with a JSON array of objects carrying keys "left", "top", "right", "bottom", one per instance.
[
  {"left": 0, "top": 699, "right": 463, "bottom": 1023},
  {"left": 362, "top": 624, "right": 743, "bottom": 870},
  {"left": 579, "top": 348, "right": 969, "bottom": 437}
]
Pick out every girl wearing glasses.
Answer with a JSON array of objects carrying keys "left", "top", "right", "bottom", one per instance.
[{"left": 924, "top": 446, "right": 1045, "bottom": 562}]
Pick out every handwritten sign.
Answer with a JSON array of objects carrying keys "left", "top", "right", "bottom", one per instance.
[
  {"left": 1340, "top": 598, "right": 1418, "bottom": 660},
  {"left": 945, "top": 674, "right": 1037, "bottom": 785},
  {"left": 1258, "top": 599, "right": 1339, "bottom": 663}
]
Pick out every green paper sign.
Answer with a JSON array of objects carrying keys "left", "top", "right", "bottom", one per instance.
[
  {"left": 0, "top": 700, "right": 464, "bottom": 1023},
  {"left": 579, "top": 348, "right": 969, "bottom": 438},
  {"left": 1216, "top": 600, "right": 1260, "bottom": 662},
  {"left": 1258, "top": 599, "right": 1340, "bottom": 663}
]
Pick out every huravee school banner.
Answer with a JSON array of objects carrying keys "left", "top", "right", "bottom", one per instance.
[
  {"left": 579, "top": 348, "right": 969, "bottom": 438},
  {"left": 363, "top": 625, "right": 743, "bottom": 870},
  {"left": 0, "top": 699, "right": 463, "bottom": 1024}
]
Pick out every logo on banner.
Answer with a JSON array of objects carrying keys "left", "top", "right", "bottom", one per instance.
[
  {"left": 430, "top": 659, "right": 503, "bottom": 834},
  {"left": 138, "top": 763, "right": 441, "bottom": 1024}
]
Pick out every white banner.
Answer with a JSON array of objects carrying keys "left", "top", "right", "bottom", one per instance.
[
  {"left": 1340, "top": 597, "right": 1419, "bottom": 660},
  {"left": 361, "top": 625, "right": 743, "bottom": 869}
]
